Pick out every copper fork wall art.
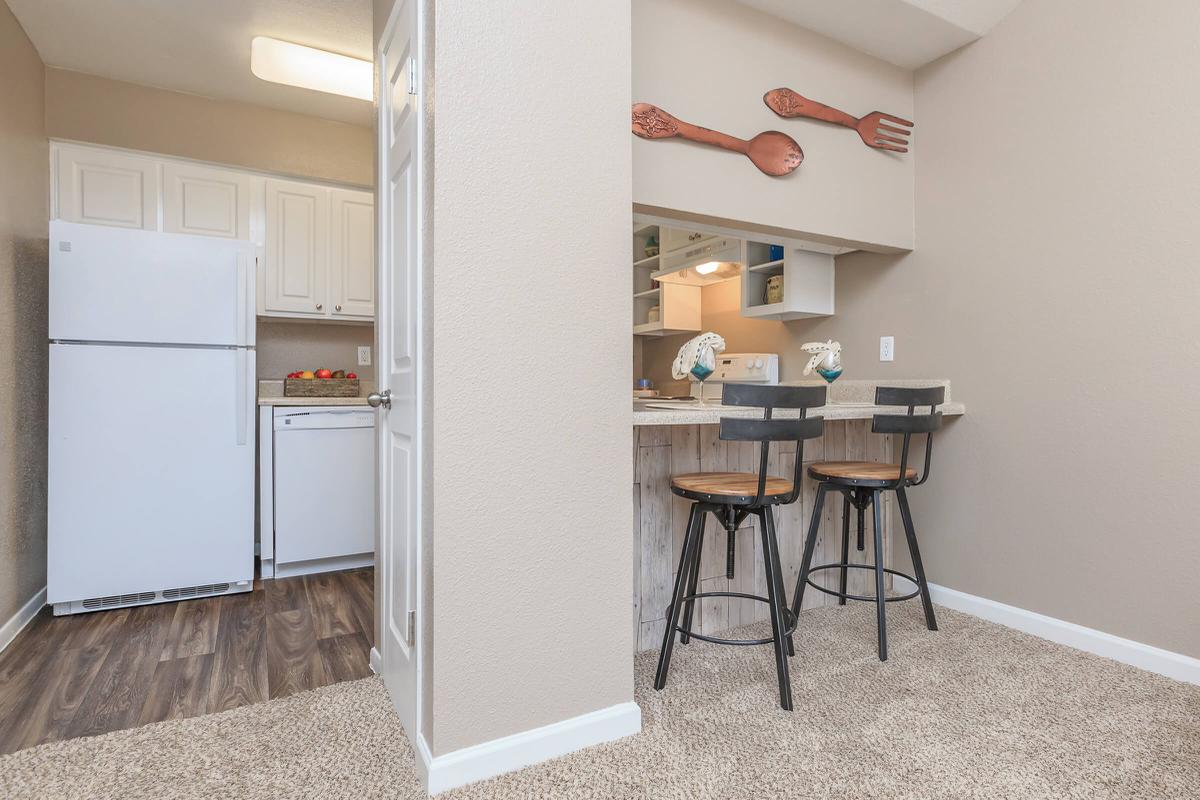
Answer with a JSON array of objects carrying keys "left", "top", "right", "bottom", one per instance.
[
  {"left": 763, "top": 88, "right": 913, "bottom": 153},
  {"left": 631, "top": 103, "right": 803, "bottom": 177}
]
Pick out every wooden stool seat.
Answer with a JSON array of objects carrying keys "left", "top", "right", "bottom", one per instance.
[
  {"left": 671, "top": 472, "right": 794, "bottom": 502},
  {"left": 809, "top": 461, "right": 917, "bottom": 485}
]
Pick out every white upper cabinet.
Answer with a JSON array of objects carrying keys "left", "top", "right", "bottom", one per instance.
[
  {"left": 163, "top": 162, "right": 251, "bottom": 240},
  {"left": 263, "top": 179, "right": 329, "bottom": 317},
  {"left": 329, "top": 189, "right": 375, "bottom": 320},
  {"left": 56, "top": 145, "right": 158, "bottom": 230},
  {"left": 49, "top": 142, "right": 376, "bottom": 324}
]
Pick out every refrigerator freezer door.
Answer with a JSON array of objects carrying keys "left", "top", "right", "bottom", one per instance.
[
  {"left": 50, "top": 221, "right": 256, "bottom": 347},
  {"left": 48, "top": 343, "right": 256, "bottom": 603}
]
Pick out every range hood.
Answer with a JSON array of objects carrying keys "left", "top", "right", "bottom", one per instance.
[{"left": 653, "top": 236, "right": 744, "bottom": 286}]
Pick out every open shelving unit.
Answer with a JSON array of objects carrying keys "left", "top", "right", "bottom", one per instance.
[
  {"left": 632, "top": 222, "right": 701, "bottom": 336},
  {"left": 740, "top": 239, "right": 835, "bottom": 321}
]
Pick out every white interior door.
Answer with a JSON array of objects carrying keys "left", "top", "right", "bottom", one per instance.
[{"left": 376, "top": 0, "right": 421, "bottom": 739}]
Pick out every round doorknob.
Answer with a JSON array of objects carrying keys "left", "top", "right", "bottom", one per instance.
[
  {"left": 335, "top": 304, "right": 342, "bottom": 312},
  {"left": 367, "top": 390, "right": 391, "bottom": 409},
  {"left": 315, "top": 303, "right": 323, "bottom": 311}
]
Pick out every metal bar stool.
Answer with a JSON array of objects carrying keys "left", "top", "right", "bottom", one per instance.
[
  {"left": 654, "top": 383, "right": 825, "bottom": 710},
  {"left": 790, "top": 385, "right": 944, "bottom": 661}
]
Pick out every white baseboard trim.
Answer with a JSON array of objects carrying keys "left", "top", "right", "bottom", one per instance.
[
  {"left": 369, "top": 646, "right": 382, "bottom": 675},
  {"left": 0, "top": 586, "right": 46, "bottom": 655},
  {"left": 419, "top": 701, "right": 642, "bottom": 795},
  {"left": 920, "top": 581, "right": 1200, "bottom": 686}
]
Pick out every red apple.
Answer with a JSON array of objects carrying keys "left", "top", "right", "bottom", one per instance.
[
  {"left": 314, "top": 368, "right": 332, "bottom": 379},
  {"left": 346, "top": 372, "right": 357, "bottom": 380}
]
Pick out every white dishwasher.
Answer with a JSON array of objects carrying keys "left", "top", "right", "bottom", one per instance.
[{"left": 271, "top": 406, "right": 375, "bottom": 577}]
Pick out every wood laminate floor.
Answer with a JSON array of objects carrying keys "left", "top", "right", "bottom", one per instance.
[{"left": 0, "top": 567, "right": 374, "bottom": 756}]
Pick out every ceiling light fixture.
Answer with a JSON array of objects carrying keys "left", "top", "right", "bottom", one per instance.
[{"left": 250, "top": 36, "right": 372, "bottom": 101}]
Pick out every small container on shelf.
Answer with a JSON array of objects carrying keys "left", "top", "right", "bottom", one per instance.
[
  {"left": 647, "top": 305, "right": 661, "bottom": 323},
  {"left": 765, "top": 275, "right": 784, "bottom": 305},
  {"left": 644, "top": 235, "right": 660, "bottom": 258}
]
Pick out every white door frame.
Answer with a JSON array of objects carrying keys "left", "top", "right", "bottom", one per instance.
[{"left": 374, "top": 0, "right": 425, "bottom": 748}]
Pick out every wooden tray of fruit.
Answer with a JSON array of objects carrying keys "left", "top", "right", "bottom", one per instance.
[{"left": 284, "top": 369, "right": 360, "bottom": 397}]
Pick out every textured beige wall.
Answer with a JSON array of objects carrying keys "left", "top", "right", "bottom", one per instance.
[
  {"left": 649, "top": 0, "right": 1200, "bottom": 659},
  {"left": 428, "top": 1, "right": 633, "bottom": 755},
  {"left": 633, "top": 0, "right": 914, "bottom": 251},
  {"left": 256, "top": 321, "right": 374, "bottom": 382},
  {"left": 44, "top": 68, "right": 373, "bottom": 187},
  {"left": 0, "top": 4, "right": 49, "bottom": 628}
]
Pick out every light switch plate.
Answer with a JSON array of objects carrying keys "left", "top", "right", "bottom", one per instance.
[
  {"left": 879, "top": 336, "right": 895, "bottom": 362},
  {"left": 358, "top": 346, "right": 372, "bottom": 366}
]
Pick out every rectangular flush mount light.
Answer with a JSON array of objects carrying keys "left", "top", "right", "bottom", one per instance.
[{"left": 251, "top": 36, "right": 372, "bottom": 101}]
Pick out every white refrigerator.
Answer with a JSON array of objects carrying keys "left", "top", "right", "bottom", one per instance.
[{"left": 48, "top": 221, "right": 257, "bottom": 615}]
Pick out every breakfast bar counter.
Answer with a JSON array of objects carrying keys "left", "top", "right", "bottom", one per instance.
[{"left": 630, "top": 380, "right": 962, "bottom": 653}]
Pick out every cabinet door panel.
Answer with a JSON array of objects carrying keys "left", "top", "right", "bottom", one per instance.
[
  {"left": 331, "top": 189, "right": 375, "bottom": 319},
  {"left": 264, "top": 179, "right": 328, "bottom": 315},
  {"left": 56, "top": 145, "right": 158, "bottom": 230},
  {"left": 163, "top": 162, "right": 251, "bottom": 239}
]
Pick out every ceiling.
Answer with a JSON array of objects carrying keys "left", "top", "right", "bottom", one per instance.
[
  {"left": 731, "top": 0, "right": 1023, "bottom": 69},
  {"left": 6, "top": 0, "right": 373, "bottom": 126}
]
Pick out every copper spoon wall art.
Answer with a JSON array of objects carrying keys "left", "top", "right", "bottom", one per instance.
[
  {"left": 631, "top": 103, "right": 803, "bottom": 177},
  {"left": 763, "top": 88, "right": 913, "bottom": 153}
]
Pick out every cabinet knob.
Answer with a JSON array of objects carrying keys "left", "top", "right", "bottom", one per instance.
[
  {"left": 315, "top": 303, "right": 323, "bottom": 311},
  {"left": 335, "top": 304, "right": 342, "bottom": 312}
]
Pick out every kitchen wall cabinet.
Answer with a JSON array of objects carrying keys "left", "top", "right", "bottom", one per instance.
[
  {"left": 263, "top": 179, "right": 329, "bottom": 318},
  {"left": 163, "top": 161, "right": 251, "bottom": 240},
  {"left": 329, "top": 189, "right": 375, "bottom": 319},
  {"left": 633, "top": 222, "right": 702, "bottom": 336},
  {"left": 260, "top": 183, "right": 374, "bottom": 322},
  {"left": 50, "top": 141, "right": 374, "bottom": 324},
  {"left": 55, "top": 145, "right": 158, "bottom": 231},
  {"left": 740, "top": 242, "right": 834, "bottom": 321}
]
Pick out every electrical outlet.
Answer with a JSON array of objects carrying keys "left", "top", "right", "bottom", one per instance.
[
  {"left": 357, "top": 346, "right": 372, "bottom": 366},
  {"left": 879, "top": 336, "right": 895, "bottom": 362}
]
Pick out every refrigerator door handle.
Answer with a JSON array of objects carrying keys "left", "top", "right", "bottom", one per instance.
[{"left": 235, "top": 349, "right": 249, "bottom": 446}]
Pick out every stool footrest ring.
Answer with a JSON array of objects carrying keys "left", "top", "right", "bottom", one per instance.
[
  {"left": 674, "top": 590, "right": 796, "bottom": 646},
  {"left": 805, "top": 563, "right": 921, "bottom": 603}
]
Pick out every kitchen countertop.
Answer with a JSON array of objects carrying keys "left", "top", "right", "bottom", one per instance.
[
  {"left": 257, "top": 379, "right": 373, "bottom": 407},
  {"left": 633, "top": 379, "right": 964, "bottom": 426}
]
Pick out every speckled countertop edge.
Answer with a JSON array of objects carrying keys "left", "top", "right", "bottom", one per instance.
[
  {"left": 257, "top": 379, "right": 374, "bottom": 407},
  {"left": 633, "top": 379, "right": 963, "bottom": 426}
]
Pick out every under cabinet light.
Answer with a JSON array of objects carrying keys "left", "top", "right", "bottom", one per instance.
[
  {"left": 251, "top": 37, "right": 372, "bottom": 101},
  {"left": 695, "top": 261, "right": 720, "bottom": 274}
]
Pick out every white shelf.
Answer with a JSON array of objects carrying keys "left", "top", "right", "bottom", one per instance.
[
  {"left": 633, "top": 287, "right": 660, "bottom": 299},
  {"left": 748, "top": 259, "right": 785, "bottom": 273},
  {"left": 633, "top": 254, "right": 660, "bottom": 268},
  {"left": 742, "top": 302, "right": 787, "bottom": 318}
]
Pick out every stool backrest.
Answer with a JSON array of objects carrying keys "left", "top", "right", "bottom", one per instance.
[
  {"left": 871, "top": 385, "right": 944, "bottom": 487},
  {"left": 718, "top": 383, "right": 826, "bottom": 506}
]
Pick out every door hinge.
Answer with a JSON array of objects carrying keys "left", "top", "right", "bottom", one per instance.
[
  {"left": 406, "top": 609, "right": 416, "bottom": 646},
  {"left": 407, "top": 57, "right": 418, "bottom": 96}
]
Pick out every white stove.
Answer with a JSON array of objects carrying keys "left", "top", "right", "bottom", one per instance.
[{"left": 638, "top": 353, "right": 779, "bottom": 409}]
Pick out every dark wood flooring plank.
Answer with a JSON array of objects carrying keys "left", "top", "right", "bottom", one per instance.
[
  {"left": 304, "top": 572, "right": 359, "bottom": 639},
  {"left": 318, "top": 632, "right": 373, "bottom": 683},
  {"left": 338, "top": 570, "right": 375, "bottom": 641},
  {"left": 206, "top": 591, "right": 268, "bottom": 714},
  {"left": 64, "top": 602, "right": 175, "bottom": 740},
  {"left": 159, "top": 598, "right": 220, "bottom": 661},
  {"left": 267, "top": 608, "right": 330, "bottom": 699},
  {"left": 136, "top": 658, "right": 184, "bottom": 727},
  {"left": 58, "top": 608, "right": 131, "bottom": 652},
  {"left": 265, "top": 574, "right": 307, "bottom": 615},
  {"left": 167, "top": 654, "right": 215, "bottom": 721}
]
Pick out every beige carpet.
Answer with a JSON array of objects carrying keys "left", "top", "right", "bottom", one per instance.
[{"left": 3, "top": 604, "right": 1198, "bottom": 799}]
